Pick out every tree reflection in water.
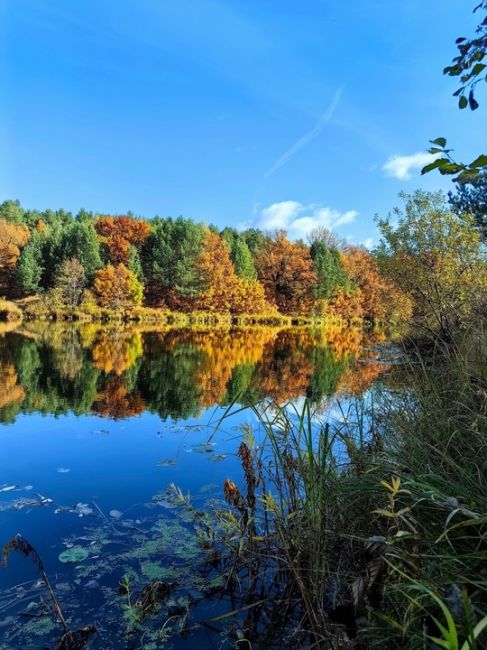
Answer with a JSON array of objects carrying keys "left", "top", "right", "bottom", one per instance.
[{"left": 0, "top": 322, "right": 388, "bottom": 423}]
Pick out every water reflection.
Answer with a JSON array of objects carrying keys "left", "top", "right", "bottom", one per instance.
[
  {"left": 0, "top": 323, "right": 391, "bottom": 649},
  {"left": 0, "top": 322, "right": 387, "bottom": 423}
]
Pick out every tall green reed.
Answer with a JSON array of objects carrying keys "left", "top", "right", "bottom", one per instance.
[{"left": 216, "top": 329, "right": 486, "bottom": 647}]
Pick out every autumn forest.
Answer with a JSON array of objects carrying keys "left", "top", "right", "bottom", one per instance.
[{"left": 0, "top": 197, "right": 412, "bottom": 324}]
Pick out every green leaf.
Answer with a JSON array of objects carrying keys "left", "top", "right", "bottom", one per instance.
[
  {"left": 438, "top": 162, "right": 463, "bottom": 175},
  {"left": 469, "top": 154, "right": 487, "bottom": 169},
  {"left": 459, "top": 95, "right": 468, "bottom": 109},
  {"left": 472, "top": 62, "right": 486, "bottom": 76},
  {"left": 461, "top": 616, "right": 487, "bottom": 650},
  {"left": 468, "top": 91, "right": 479, "bottom": 111},
  {"left": 421, "top": 158, "right": 449, "bottom": 175},
  {"left": 431, "top": 137, "right": 447, "bottom": 148},
  {"left": 373, "top": 508, "right": 395, "bottom": 518}
]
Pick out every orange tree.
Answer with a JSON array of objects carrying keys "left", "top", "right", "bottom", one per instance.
[
  {"left": 0, "top": 220, "right": 29, "bottom": 295},
  {"left": 341, "top": 246, "right": 410, "bottom": 323},
  {"left": 196, "top": 230, "right": 275, "bottom": 314},
  {"left": 195, "top": 230, "right": 239, "bottom": 311},
  {"left": 255, "top": 231, "right": 316, "bottom": 315},
  {"left": 92, "top": 263, "right": 143, "bottom": 310},
  {"left": 95, "top": 215, "right": 150, "bottom": 265}
]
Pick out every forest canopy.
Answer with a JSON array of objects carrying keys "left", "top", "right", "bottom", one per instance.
[{"left": 0, "top": 192, "right": 483, "bottom": 334}]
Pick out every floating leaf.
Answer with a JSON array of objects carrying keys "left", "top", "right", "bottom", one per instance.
[
  {"left": 109, "top": 509, "right": 123, "bottom": 519},
  {"left": 74, "top": 503, "right": 94, "bottom": 517},
  {"left": 157, "top": 460, "right": 176, "bottom": 467},
  {"left": 190, "top": 445, "right": 214, "bottom": 454},
  {"left": 209, "top": 453, "right": 228, "bottom": 462},
  {"left": 58, "top": 546, "right": 89, "bottom": 564}
]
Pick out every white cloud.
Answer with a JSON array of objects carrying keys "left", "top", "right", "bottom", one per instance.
[
  {"left": 259, "top": 200, "right": 302, "bottom": 230},
  {"left": 382, "top": 151, "right": 439, "bottom": 181},
  {"left": 256, "top": 200, "right": 358, "bottom": 239}
]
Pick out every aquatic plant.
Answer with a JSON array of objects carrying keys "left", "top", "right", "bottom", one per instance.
[
  {"left": 2, "top": 534, "right": 96, "bottom": 648},
  {"left": 209, "top": 330, "right": 487, "bottom": 647}
]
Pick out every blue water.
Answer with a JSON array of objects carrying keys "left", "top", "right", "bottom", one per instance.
[{"left": 0, "top": 324, "right": 384, "bottom": 648}]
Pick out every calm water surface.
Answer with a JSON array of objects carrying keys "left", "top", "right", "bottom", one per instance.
[{"left": 0, "top": 323, "right": 389, "bottom": 649}]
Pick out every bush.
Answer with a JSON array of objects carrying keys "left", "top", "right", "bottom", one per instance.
[{"left": 0, "top": 300, "right": 22, "bottom": 321}]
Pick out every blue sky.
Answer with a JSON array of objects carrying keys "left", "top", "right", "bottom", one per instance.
[{"left": 0, "top": 0, "right": 483, "bottom": 246}]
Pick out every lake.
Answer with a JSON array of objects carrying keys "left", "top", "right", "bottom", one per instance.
[{"left": 0, "top": 322, "right": 389, "bottom": 648}]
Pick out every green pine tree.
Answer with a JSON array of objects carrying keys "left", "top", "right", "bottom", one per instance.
[
  {"left": 232, "top": 238, "right": 257, "bottom": 280},
  {"left": 17, "top": 231, "right": 44, "bottom": 295},
  {"left": 310, "top": 241, "right": 350, "bottom": 300}
]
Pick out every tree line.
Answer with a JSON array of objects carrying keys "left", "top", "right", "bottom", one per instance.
[{"left": 0, "top": 189, "right": 484, "bottom": 335}]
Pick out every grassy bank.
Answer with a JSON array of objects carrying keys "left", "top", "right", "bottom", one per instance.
[
  {"left": 207, "top": 329, "right": 486, "bottom": 647},
  {"left": 0, "top": 299, "right": 23, "bottom": 321}
]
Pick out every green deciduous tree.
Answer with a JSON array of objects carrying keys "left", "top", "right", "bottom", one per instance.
[
  {"left": 376, "top": 190, "right": 487, "bottom": 339},
  {"left": 241, "top": 228, "right": 270, "bottom": 256},
  {"left": 231, "top": 238, "right": 257, "bottom": 280}
]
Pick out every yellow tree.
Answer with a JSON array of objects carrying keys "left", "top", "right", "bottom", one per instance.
[
  {"left": 232, "top": 278, "right": 275, "bottom": 315},
  {"left": 195, "top": 231, "right": 276, "bottom": 314},
  {"left": 92, "top": 263, "right": 143, "bottom": 310},
  {"left": 377, "top": 190, "right": 486, "bottom": 338},
  {"left": 195, "top": 230, "right": 239, "bottom": 312}
]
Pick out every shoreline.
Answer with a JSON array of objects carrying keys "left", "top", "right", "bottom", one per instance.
[{"left": 1, "top": 298, "right": 365, "bottom": 329}]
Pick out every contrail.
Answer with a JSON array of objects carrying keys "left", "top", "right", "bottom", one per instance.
[{"left": 264, "top": 88, "right": 343, "bottom": 178}]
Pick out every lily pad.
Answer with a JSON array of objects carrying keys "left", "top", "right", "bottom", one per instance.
[
  {"left": 24, "top": 616, "right": 56, "bottom": 636},
  {"left": 58, "top": 546, "right": 89, "bottom": 563}
]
